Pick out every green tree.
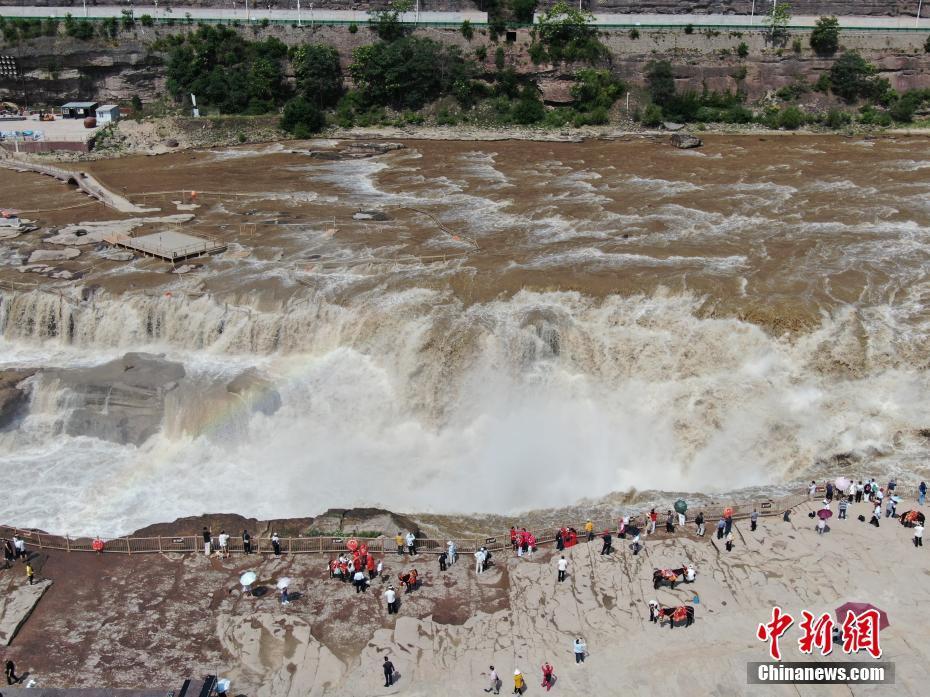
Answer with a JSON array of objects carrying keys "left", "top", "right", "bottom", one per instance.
[
  {"left": 645, "top": 60, "right": 675, "bottom": 107},
  {"left": 290, "top": 44, "right": 343, "bottom": 108},
  {"left": 765, "top": 2, "right": 792, "bottom": 43},
  {"left": 510, "top": 86, "right": 545, "bottom": 124},
  {"left": 140, "top": 14, "right": 155, "bottom": 27},
  {"left": 571, "top": 68, "right": 624, "bottom": 111},
  {"left": 511, "top": 0, "right": 538, "bottom": 24},
  {"left": 460, "top": 20, "right": 474, "bottom": 41},
  {"left": 369, "top": 0, "right": 412, "bottom": 42},
  {"left": 349, "top": 37, "right": 474, "bottom": 110},
  {"left": 736, "top": 41, "right": 749, "bottom": 58},
  {"left": 829, "top": 50, "right": 879, "bottom": 102},
  {"left": 495, "top": 46, "right": 505, "bottom": 69},
  {"left": 164, "top": 26, "right": 288, "bottom": 114},
  {"left": 810, "top": 16, "right": 840, "bottom": 54},
  {"left": 534, "top": 1, "right": 607, "bottom": 64},
  {"left": 280, "top": 96, "right": 325, "bottom": 137}
]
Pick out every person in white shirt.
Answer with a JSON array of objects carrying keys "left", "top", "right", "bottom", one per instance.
[
  {"left": 484, "top": 665, "right": 500, "bottom": 694},
  {"left": 384, "top": 585, "right": 398, "bottom": 614},
  {"left": 405, "top": 532, "right": 417, "bottom": 556},
  {"left": 809, "top": 481, "right": 817, "bottom": 497},
  {"left": 447, "top": 541, "right": 456, "bottom": 565},
  {"left": 685, "top": 565, "right": 696, "bottom": 583},
  {"left": 557, "top": 555, "right": 568, "bottom": 582},
  {"left": 218, "top": 530, "right": 230, "bottom": 559},
  {"left": 816, "top": 517, "right": 826, "bottom": 535},
  {"left": 914, "top": 523, "right": 924, "bottom": 548},
  {"left": 474, "top": 548, "right": 485, "bottom": 574},
  {"left": 870, "top": 504, "right": 881, "bottom": 527}
]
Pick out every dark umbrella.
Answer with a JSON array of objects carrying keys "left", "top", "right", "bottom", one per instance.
[
  {"left": 674, "top": 499, "right": 688, "bottom": 514},
  {"left": 625, "top": 525, "right": 641, "bottom": 537},
  {"left": 817, "top": 509, "right": 833, "bottom": 520},
  {"left": 835, "top": 602, "right": 890, "bottom": 630}
]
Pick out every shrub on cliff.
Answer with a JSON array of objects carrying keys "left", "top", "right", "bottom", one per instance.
[
  {"left": 889, "top": 92, "right": 920, "bottom": 122},
  {"left": 777, "top": 105, "right": 804, "bottom": 130},
  {"left": 280, "top": 97, "right": 325, "bottom": 138},
  {"left": 828, "top": 51, "right": 890, "bottom": 103},
  {"left": 641, "top": 103, "right": 663, "bottom": 127},
  {"left": 64, "top": 14, "right": 95, "bottom": 41},
  {"left": 810, "top": 16, "right": 840, "bottom": 55}
]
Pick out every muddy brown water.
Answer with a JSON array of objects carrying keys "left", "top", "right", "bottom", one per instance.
[{"left": 2, "top": 134, "right": 930, "bottom": 535}]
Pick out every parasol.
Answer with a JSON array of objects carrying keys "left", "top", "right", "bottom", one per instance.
[
  {"left": 723, "top": 507, "right": 734, "bottom": 518},
  {"left": 276, "top": 577, "right": 292, "bottom": 590},
  {"left": 239, "top": 571, "right": 257, "bottom": 586},
  {"left": 346, "top": 539, "right": 359, "bottom": 552},
  {"left": 626, "top": 525, "right": 642, "bottom": 537},
  {"left": 674, "top": 499, "right": 688, "bottom": 514},
  {"left": 835, "top": 477, "right": 851, "bottom": 491},
  {"left": 891, "top": 496, "right": 902, "bottom": 503},
  {"left": 835, "top": 602, "right": 890, "bottom": 630},
  {"left": 817, "top": 509, "right": 833, "bottom": 520}
]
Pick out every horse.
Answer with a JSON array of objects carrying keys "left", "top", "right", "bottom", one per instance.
[
  {"left": 899, "top": 510, "right": 926, "bottom": 528},
  {"left": 653, "top": 566, "right": 687, "bottom": 589},
  {"left": 657, "top": 605, "right": 695, "bottom": 629}
]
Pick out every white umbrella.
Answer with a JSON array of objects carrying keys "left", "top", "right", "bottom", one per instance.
[
  {"left": 835, "top": 477, "right": 851, "bottom": 491},
  {"left": 239, "top": 571, "right": 257, "bottom": 586},
  {"left": 276, "top": 577, "right": 292, "bottom": 590}
]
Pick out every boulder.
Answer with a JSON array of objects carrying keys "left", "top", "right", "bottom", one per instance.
[
  {"left": 0, "top": 578, "right": 52, "bottom": 646},
  {"left": 27, "top": 247, "right": 81, "bottom": 263},
  {"left": 352, "top": 210, "right": 391, "bottom": 221},
  {"left": 307, "top": 508, "right": 421, "bottom": 539},
  {"left": 226, "top": 369, "right": 282, "bottom": 417},
  {"left": 663, "top": 122, "right": 685, "bottom": 131},
  {"left": 0, "top": 369, "right": 35, "bottom": 429},
  {"left": 670, "top": 133, "right": 703, "bottom": 149},
  {"left": 165, "top": 138, "right": 179, "bottom": 148},
  {"left": 41, "top": 352, "right": 185, "bottom": 445}
]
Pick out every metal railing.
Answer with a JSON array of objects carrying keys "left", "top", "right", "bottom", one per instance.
[{"left": 3, "top": 483, "right": 908, "bottom": 558}]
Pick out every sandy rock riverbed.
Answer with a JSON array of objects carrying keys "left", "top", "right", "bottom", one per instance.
[{"left": 2, "top": 496, "right": 927, "bottom": 696}]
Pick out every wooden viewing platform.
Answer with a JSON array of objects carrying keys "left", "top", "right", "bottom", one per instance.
[{"left": 106, "top": 229, "right": 227, "bottom": 262}]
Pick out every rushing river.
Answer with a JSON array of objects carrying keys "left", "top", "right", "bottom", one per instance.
[{"left": 1, "top": 135, "right": 929, "bottom": 534}]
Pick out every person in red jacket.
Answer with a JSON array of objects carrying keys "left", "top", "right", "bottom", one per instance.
[
  {"left": 541, "top": 662, "right": 554, "bottom": 691},
  {"left": 366, "top": 554, "right": 377, "bottom": 580}
]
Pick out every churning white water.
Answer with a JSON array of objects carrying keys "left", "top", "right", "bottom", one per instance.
[
  {"left": 1, "top": 137, "right": 929, "bottom": 535},
  {"left": 1, "top": 286, "right": 929, "bottom": 535}
]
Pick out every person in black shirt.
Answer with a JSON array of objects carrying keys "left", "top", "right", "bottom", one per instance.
[
  {"left": 242, "top": 530, "right": 252, "bottom": 554},
  {"left": 382, "top": 655, "right": 395, "bottom": 687}
]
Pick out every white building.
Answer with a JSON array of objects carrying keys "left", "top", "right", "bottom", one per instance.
[{"left": 95, "top": 105, "right": 121, "bottom": 124}]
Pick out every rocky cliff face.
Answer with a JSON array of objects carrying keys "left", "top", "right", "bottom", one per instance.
[
  {"left": 0, "top": 33, "right": 165, "bottom": 107},
  {"left": 1, "top": 22, "right": 928, "bottom": 113}
]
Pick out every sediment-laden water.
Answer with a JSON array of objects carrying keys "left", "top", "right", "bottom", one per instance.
[{"left": 1, "top": 135, "right": 929, "bottom": 534}]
